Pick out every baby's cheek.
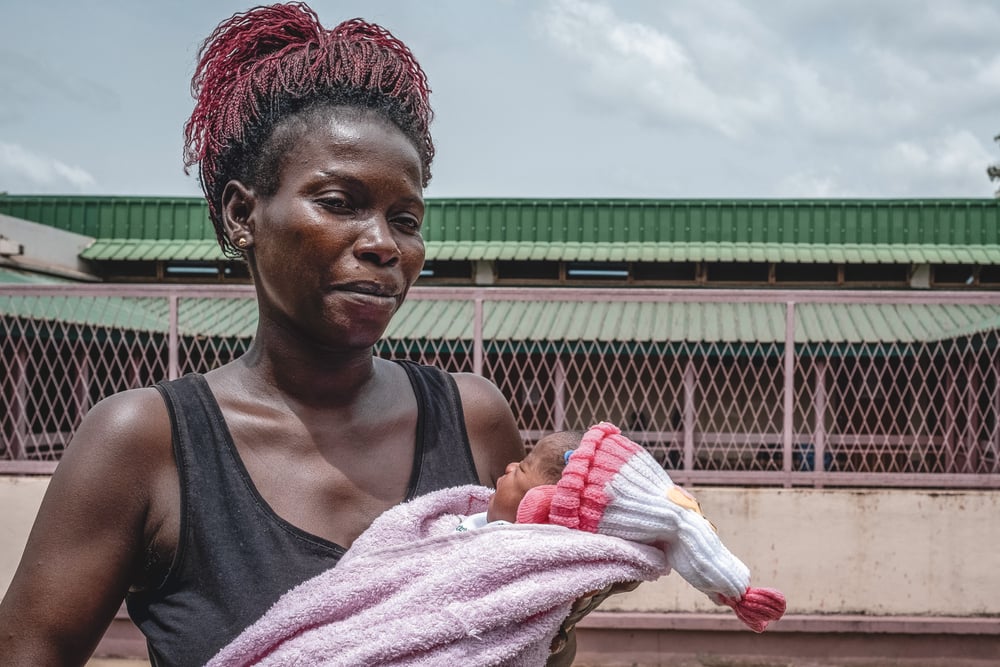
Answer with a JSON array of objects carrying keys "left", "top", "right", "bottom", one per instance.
[{"left": 486, "top": 494, "right": 497, "bottom": 521}]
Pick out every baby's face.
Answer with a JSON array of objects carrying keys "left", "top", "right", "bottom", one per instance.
[{"left": 487, "top": 446, "right": 552, "bottom": 523}]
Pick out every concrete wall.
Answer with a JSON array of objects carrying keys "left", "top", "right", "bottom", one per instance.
[
  {"left": 601, "top": 487, "right": 1000, "bottom": 617},
  {"left": 1, "top": 476, "right": 49, "bottom": 596},
  {"left": 3, "top": 478, "right": 999, "bottom": 618}
]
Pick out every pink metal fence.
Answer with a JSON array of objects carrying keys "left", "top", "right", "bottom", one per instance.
[{"left": 2, "top": 284, "right": 999, "bottom": 488}]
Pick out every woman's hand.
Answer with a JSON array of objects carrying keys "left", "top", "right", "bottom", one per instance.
[{"left": 546, "top": 580, "right": 642, "bottom": 665}]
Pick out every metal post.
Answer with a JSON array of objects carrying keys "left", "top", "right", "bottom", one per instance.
[
  {"left": 168, "top": 294, "right": 179, "bottom": 380},
  {"left": 74, "top": 343, "right": 92, "bottom": 420},
  {"left": 683, "top": 360, "right": 695, "bottom": 472},
  {"left": 945, "top": 360, "right": 957, "bottom": 473},
  {"left": 814, "top": 358, "right": 827, "bottom": 474},
  {"left": 783, "top": 302, "right": 796, "bottom": 483},
  {"left": 11, "top": 346, "right": 28, "bottom": 460},
  {"left": 473, "top": 297, "right": 484, "bottom": 377},
  {"left": 993, "top": 358, "right": 1000, "bottom": 472},
  {"left": 553, "top": 357, "right": 566, "bottom": 431},
  {"left": 967, "top": 358, "right": 980, "bottom": 473}
]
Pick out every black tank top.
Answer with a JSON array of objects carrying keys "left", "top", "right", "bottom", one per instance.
[{"left": 126, "top": 361, "right": 480, "bottom": 666}]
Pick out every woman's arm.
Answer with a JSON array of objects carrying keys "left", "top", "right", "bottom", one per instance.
[
  {"left": 452, "top": 373, "right": 525, "bottom": 486},
  {"left": 0, "top": 388, "right": 170, "bottom": 665}
]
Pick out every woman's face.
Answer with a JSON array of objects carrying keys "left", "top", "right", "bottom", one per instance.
[{"left": 247, "top": 108, "right": 425, "bottom": 349}]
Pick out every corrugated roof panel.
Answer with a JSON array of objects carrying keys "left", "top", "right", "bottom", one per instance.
[
  {"left": 99, "top": 241, "right": 127, "bottom": 261},
  {"left": 792, "top": 303, "right": 1000, "bottom": 344},
  {"left": 567, "top": 301, "right": 594, "bottom": 341},
  {"left": 495, "top": 301, "right": 521, "bottom": 338},
  {"left": 180, "top": 242, "right": 204, "bottom": 261},
  {"left": 423, "top": 241, "right": 1000, "bottom": 264},
  {"left": 604, "top": 301, "right": 629, "bottom": 340},
  {"left": 179, "top": 297, "right": 257, "bottom": 337},
  {"left": 384, "top": 300, "right": 473, "bottom": 339},
  {"left": 80, "top": 239, "right": 228, "bottom": 261},
  {"left": 3, "top": 296, "right": 1000, "bottom": 345},
  {"left": 0, "top": 267, "right": 71, "bottom": 284},
  {"left": 0, "top": 295, "right": 168, "bottom": 332},
  {"left": 591, "top": 301, "right": 617, "bottom": 339},
  {"left": 850, "top": 305, "right": 882, "bottom": 342},
  {"left": 619, "top": 302, "right": 648, "bottom": 340},
  {"left": 632, "top": 301, "right": 654, "bottom": 339},
  {"left": 7, "top": 196, "right": 1000, "bottom": 251},
  {"left": 867, "top": 305, "right": 903, "bottom": 341},
  {"left": 137, "top": 242, "right": 164, "bottom": 262}
]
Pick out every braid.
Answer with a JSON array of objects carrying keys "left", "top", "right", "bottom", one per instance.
[{"left": 183, "top": 2, "right": 434, "bottom": 257}]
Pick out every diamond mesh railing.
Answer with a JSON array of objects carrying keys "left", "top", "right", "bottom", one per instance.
[{"left": 2, "top": 284, "right": 999, "bottom": 487}]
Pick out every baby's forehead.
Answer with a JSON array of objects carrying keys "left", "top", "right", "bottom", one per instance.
[
  {"left": 535, "top": 431, "right": 579, "bottom": 451},
  {"left": 527, "top": 436, "right": 571, "bottom": 467},
  {"left": 528, "top": 437, "right": 561, "bottom": 458}
]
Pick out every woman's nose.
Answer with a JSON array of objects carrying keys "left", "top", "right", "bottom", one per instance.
[
  {"left": 505, "top": 462, "right": 518, "bottom": 474},
  {"left": 354, "top": 215, "right": 400, "bottom": 267}
]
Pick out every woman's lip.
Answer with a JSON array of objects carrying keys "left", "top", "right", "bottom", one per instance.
[
  {"left": 333, "top": 290, "right": 399, "bottom": 308},
  {"left": 332, "top": 281, "right": 399, "bottom": 297}
]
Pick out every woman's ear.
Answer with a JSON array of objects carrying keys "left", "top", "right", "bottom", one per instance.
[{"left": 221, "top": 180, "right": 256, "bottom": 249}]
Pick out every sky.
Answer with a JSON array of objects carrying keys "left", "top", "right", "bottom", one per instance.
[{"left": 1, "top": 0, "right": 999, "bottom": 200}]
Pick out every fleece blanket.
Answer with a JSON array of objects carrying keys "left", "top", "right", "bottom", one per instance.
[{"left": 207, "top": 485, "right": 670, "bottom": 667}]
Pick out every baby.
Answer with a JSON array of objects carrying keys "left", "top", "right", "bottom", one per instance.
[
  {"left": 468, "top": 422, "right": 786, "bottom": 633},
  {"left": 457, "top": 430, "right": 581, "bottom": 531},
  {"left": 207, "top": 424, "right": 786, "bottom": 666}
]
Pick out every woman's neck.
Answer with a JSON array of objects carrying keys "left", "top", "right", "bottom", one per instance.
[{"left": 236, "top": 323, "right": 381, "bottom": 409}]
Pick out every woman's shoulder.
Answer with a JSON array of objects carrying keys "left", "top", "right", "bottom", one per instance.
[
  {"left": 63, "top": 385, "right": 173, "bottom": 472},
  {"left": 449, "top": 372, "right": 525, "bottom": 486}
]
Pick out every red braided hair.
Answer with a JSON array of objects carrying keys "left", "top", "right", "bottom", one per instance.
[{"left": 183, "top": 2, "right": 434, "bottom": 256}]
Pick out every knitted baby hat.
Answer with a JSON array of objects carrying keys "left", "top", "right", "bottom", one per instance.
[{"left": 516, "top": 421, "right": 786, "bottom": 632}]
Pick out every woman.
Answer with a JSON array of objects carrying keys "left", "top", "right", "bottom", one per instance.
[{"left": 0, "top": 4, "right": 616, "bottom": 665}]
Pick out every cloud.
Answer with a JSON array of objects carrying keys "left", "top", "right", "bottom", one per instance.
[
  {"left": 0, "top": 49, "right": 120, "bottom": 118},
  {"left": 0, "top": 142, "right": 96, "bottom": 191},
  {"left": 538, "top": 0, "right": 775, "bottom": 137},
  {"left": 775, "top": 169, "right": 856, "bottom": 198},
  {"left": 888, "top": 130, "right": 992, "bottom": 179},
  {"left": 881, "top": 130, "right": 995, "bottom": 195}
]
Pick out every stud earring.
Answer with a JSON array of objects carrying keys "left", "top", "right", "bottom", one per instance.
[{"left": 236, "top": 238, "right": 249, "bottom": 249}]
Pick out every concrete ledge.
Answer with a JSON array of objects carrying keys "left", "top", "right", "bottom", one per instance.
[
  {"left": 579, "top": 611, "right": 1000, "bottom": 634},
  {"left": 576, "top": 613, "right": 1000, "bottom": 666},
  {"left": 97, "top": 612, "right": 1000, "bottom": 662}
]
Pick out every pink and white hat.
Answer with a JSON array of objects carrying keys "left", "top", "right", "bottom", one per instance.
[{"left": 516, "top": 421, "right": 786, "bottom": 633}]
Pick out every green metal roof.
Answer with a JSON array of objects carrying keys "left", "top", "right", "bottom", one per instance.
[
  {"left": 0, "top": 197, "right": 212, "bottom": 241},
  {"left": 74, "top": 239, "right": 1000, "bottom": 264},
  {"left": 0, "top": 295, "right": 257, "bottom": 336},
  {"left": 80, "top": 239, "right": 228, "bottom": 261},
  {"left": 0, "top": 267, "right": 73, "bottom": 284},
  {"left": 2, "top": 196, "right": 998, "bottom": 264},
  {"left": 425, "top": 241, "right": 1000, "bottom": 264},
  {"left": 391, "top": 301, "right": 1000, "bottom": 344},
  {"left": 1, "top": 296, "right": 997, "bottom": 344}
]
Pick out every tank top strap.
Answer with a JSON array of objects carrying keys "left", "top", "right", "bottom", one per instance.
[{"left": 395, "top": 360, "right": 481, "bottom": 495}]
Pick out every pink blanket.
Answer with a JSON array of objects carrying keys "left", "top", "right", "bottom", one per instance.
[{"left": 207, "top": 485, "right": 669, "bottom": 667}]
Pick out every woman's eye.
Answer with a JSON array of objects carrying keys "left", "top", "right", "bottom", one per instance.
[
  {"left": 318, "top": 197, "right": 351, "bottom": 211},
  {"left": 393, "top": 216, "right": 421, "bottom": 231}
]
